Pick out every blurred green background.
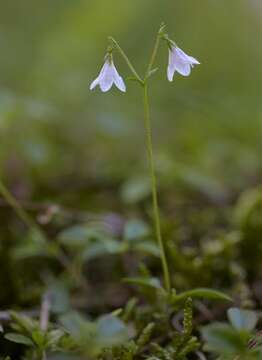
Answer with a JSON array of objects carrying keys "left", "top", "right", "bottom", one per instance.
[{"left": 1, "top": 0, "right": 262, "bottom": 209}]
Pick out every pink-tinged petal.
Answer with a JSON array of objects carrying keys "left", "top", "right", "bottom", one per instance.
[
  {"left": 167, "top": 49, "right": 176, "bottom": 81},
  {"left": 100, "top": 77, "right": 114, "bottom": 92},
  {"left": 90, "top": 59, "right": 127, "bottom": 92},
  {"left": 175, "top": 62, "right": 191, "bottom": 76},
  {"left": 112, "top": 64, "right": 126, "bottom": 92},
  {"left": 114, "top": 76, "right": 126, "bottom": 92},
  {"left": 99, "top": 61, "right": 114, "bottom": 92},
  {"left": 175, "top": 47, "right": 191, "bottom": 61},
  {"left": 188, "top": 56, "right": 200, "bottom": 65},
  {"left": 176, "top": 47, "right": 200, "bottom": 67},
  {"left": 90, "top": 62, "right": 108, "bottom": 90},
  {"left": 173, "top": 47, "right": 191, "bottom": 76},
  {"left": 90, "top": 76, "right": 99, "bottom": 90},
  {"left": 167, "top": 66, "right": 175, "bottom": 82}
]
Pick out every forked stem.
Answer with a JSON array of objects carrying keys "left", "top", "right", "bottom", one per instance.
[
  {"left": 146, "top": 23, "right": 165, "bottom": 77},
  {"left": 142, "top": 83, "right": 171, "bottom": 292},
  {"left": 110, "top": 25, "right": 171, "bottom": 292}
]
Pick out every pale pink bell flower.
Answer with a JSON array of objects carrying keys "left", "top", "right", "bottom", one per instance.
[
  {"left": 167, "top": 45, "right": 200, "bottom": 81},
  {"left": 90, "top": 58, "right": 126, "bottom": 92}
]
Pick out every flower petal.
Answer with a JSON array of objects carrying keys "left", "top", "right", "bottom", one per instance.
[
  {"left": 167, "top": 49, "right": 176, "bottom": 81},
  {"left": 90, "top": 76, "right": 100, "bottom": 90},
  {"left": 188, "top": 56, "right": 200, "bottom": 65},
  {"left": 172, "top": 47, "right": 191, "bottom": 76},
  {"left": 176, "top": 47, "right": 200, "bottom": 68},
  {"left": 175, "top": 47, "right": 191, "bottom": 61},
  {"left": 90, "top": 59, "right": 127, "bottom": 92},
  {"left": 99, "top": 61, "right": 114, "bottom": 92},
  {"left": 90, "top": 62, "right": 108, "bottom": 90},
  {"left": 112, "top": 64, "right": 126, "bottom": 92}
]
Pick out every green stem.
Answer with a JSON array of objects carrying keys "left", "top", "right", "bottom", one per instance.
[
  {"left": 146, "top": 33, "right": 161, "bottom": 77},
  {"left": 0, "top": 180, "right": 37, "bottom": 231},
  {"left": 142, "top": 84, "right": 171, "bottom": 292},
  {"left": 109, "top": 25, "right": 170, "bottom": 291},
  {"left": 145, "top": 23, "right": 166, "bottom": 78},
  {"left": 108, "top": 37, "right": 144, "bottom": 85}
]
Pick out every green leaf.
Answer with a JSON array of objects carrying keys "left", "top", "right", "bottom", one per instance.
[
  {"left": 201, "top": 323, "right": 247, "bottom": 355},
  {"left": 121, "top": 176, "right": 151, "bottom": 204},
  {"left": 9, "top": 311, "right": 35, "bottom": 333},
  {"left": 4, "top": 333, "right": 34, "bottom": 346},
  {"left": 12, "top": 228, "right": 50, "bottom": 260},
  {"left": 173, "top": 163, "right": 226, "bottom": 201},
  {"left": 123, "top": 277, "right": 165, "bottom": 292},
  {"left": 12, "top": 243, "right": 49, "bottom": 260},
  {"left": 49, "top": 282, "right": 70, "bottom": 314},
  {"left": 57, "top": 225, "right": 96, "bottom": 247},
  {"left": 31, "top": 330, "right": 46, "bottom": 347},
  {"left": 227, "top": 308, "right": 258, "bottom": 331},
  {"left": 122, "top": 297, "right": 138, "bottom": 322},
  {"left": 60, "top": 311, "right": 91, "bottom": 338},
  {"left": 46, "top": 329, "right": 65, "bottom": 347},
  {"left": 100, "top": 238, "right": 128, "bottom": 253},
  {"left": 96, "top": 315, "right": 128, "bottom": 346},
  {"left": 137, "top": 323, "right": 155, "bottom": 347},
  {"left": 173, "top": 288, "right": 232, "bottom": 303},
  {"left": 132, "top": 241, "right": 160, "bottom": 257},
  {"left": 124, "top": 219, "right": 150, "bottom": 242},
  {"left": 82, "top": 239, "right": 127, "bottom": 261}
]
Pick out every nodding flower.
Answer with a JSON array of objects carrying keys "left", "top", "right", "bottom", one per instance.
[
  {"left": 90, "top": 55, "right": 126, "bottom": 92},
  {"left": 167, "top": 44, "right": 200, "bottom": 81}
]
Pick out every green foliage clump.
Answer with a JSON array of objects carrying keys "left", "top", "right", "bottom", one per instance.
[
  {"left": 3, "top": 294, "right": 201, "bottom": 360},
  {"left": 202, "top": 307, "right": 262, "bottom": 359}
]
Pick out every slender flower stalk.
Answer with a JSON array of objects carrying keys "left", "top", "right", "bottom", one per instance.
[
  {"left": 110, "top": 26, "right": 171, "bottom": 292},
  {"left": 142, "top": 83, "right": 171, "bottom": 292},
  {"left": 146, "top": 23, "right": 165, "bottom": 78},
  {"left": 142, "top": 25, "right": 171, "bottom": 291},
  {"left": 90, "top": 23, "right": 200, "bottom": 292},
  {"left": 108, "top": 37, "right": 144, "bottom": 85}
]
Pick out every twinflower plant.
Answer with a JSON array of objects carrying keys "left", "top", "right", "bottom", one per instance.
[{"left": 90, "top": 24, "right": 200, "bottom": 292}]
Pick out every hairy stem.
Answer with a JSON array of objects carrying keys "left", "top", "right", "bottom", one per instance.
[
  {"left": 146, "top": 23, "right": 166, "bottom": 78},
  {"left": 142, "top": 84, "right": 171, "bottom": 292},
  {"left": 109, "top": 37, "right": 144, "bottom": 85},
  {"left": 146, "top": 33, "right": 161, "bottom": 77}
]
